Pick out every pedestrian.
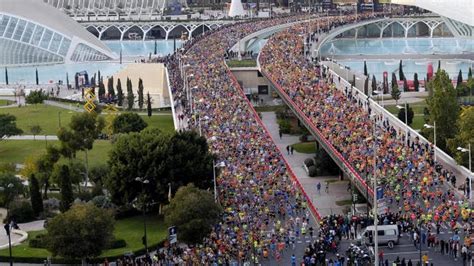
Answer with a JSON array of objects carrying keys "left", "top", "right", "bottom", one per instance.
[
  {"left": 317, "top": 182, "right": 321, "bottom": 194},
  {"left": 286, "top": 145, "right": 290, "bottom": 155},
  {"left": 290, "top": 145, "right": 294, "bottom": 155},
  {"left": 325, "top": 181, "right": 329, "bottom": 193},
  {"left": 422, "top": 253, "right": 428, "bottom": 265},
  {"left": 378, "top": 250, "right": 384, "bottom": 265},
  {"left": 279, "top": 130, "right": 282, "bottom": 139},
  {"left": 407, "top": 259, "right": 413, "bottom": 266}
]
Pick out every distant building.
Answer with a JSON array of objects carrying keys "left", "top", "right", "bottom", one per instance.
[{"left": 0, "top": 0, "right": 116, "bottom": 66}]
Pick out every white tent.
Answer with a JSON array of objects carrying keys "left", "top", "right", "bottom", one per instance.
[{"left": 229, "top": 0, "right": 245, "bottom": 17}]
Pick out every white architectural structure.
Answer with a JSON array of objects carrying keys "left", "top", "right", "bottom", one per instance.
[
  {"left": 0, "top": 0, "right": 116, "bottom": 66},
  {"left": 43, "top": 0, "right": 188, "bottom": 21},
  {"left": 228, "top": 0, "right": 245, "bottom": 17},
  {"left": 391, "top": 0, "right": 473, "bottom": 37}
]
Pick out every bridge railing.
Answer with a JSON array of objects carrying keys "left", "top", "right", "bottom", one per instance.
[
  {"left": 259, "top": 69, "right": 374, "bottom": 204},
  {"left": 226, "top": 68, "right": 322, "bottom": 221},
  {"left": 326, "top": 67, "right": 469, "bottom": 201}
]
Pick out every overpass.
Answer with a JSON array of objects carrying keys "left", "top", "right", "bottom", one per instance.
[{"left": 81, "top": 20, "right": 232, "bottom": 40}]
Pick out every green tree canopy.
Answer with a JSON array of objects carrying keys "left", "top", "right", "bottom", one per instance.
[
  {"left": 164, "top": 184, "right": 222, "bottom": 244},
  {"left": 57, "top": 113, "right": 104, "bottom": 158},
  {"left": 112, "top": 113, "right": 147, "bottom": 134},
  {"left": 0, "top": 173, "right": 24, "bottom": 207},
  {"left": 58, "top": 165, "right": 74, "bottom": 213},
  {"left": 116, "top": 78, "right": 124, "bottom": 107},
  {"left": 426, "top": 69, "right": 460, "bottom": 150},
  {"left": 45, "top": 203, "right": 114, "bottom": 259},
  {"left": 0, "top": 114, "right": 22, "bottom": 139},
  {"left": 397, "top": 104, "right": 414, "bottom": 125},
  {"left": 106, "top": 128, "right": 171, "bottom": 205},
  {"left": 29, "top": 174, "right": 43, "bottom": 217},
  {"left": 447, "top": 107, "right": 474, "bottom": 167},
  {"left": 105, "top": 129, "right": 214, "bottom": 206},
  {"left": 391, "top": 85, "right": 401, "bottom": 104}
]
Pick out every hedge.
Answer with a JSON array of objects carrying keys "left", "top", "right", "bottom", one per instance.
[{"left": 0, "top": 239, "right": 166, "bottom": 264}]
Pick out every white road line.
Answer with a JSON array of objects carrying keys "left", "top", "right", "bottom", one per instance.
[{"left": 384, "top": 251, "right": 424, "bottom": 255}]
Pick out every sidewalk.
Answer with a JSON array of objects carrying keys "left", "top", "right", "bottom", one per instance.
[
  {"left": 260, "top": 111, "right": 352, "bottom": 217},
  {"left": 0, "top": 219, "right": 45, "bottom": 249},
  {"left": 6, "top": 135, "right": 58, "bottom": 140}
]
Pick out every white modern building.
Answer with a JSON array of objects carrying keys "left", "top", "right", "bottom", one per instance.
[{"left": 0, "top": 0, "right": 117, "bottom": 67}]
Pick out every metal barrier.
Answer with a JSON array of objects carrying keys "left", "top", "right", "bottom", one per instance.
[{"left": 259, "top": 69, "right": 374, "bottom": 204}]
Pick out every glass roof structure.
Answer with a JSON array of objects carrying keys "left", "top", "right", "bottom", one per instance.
[{"left": 0, "top": 0, "right": 116, "bottom": 67}]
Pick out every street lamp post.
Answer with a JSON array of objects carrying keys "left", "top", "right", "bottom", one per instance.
[
  {"left": 135, "top": 177, "right": 150, "bottom": 256},
  {"left": 212, "top": 161, "right": 225, "bottom": 203},
  {"left": 458, "top": 144, "right": 472, "bottom": 199},
  {"left": 1, "top": 184, "right": 14, "bottom": 266},
  {"left": 396, "top": 102, "right": 408, "bottom": 145}
]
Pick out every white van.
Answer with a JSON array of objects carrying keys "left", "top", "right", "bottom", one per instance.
[{"left": 357, "top": 224, "right": 399, "bottom": 249}]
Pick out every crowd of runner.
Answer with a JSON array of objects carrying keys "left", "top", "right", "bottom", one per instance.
[
  {"left": 259, "top": 16, "right": 472, "bottom": 233},
  {"left": 156, "top": 14, "right": 327, "bottom": 265}
]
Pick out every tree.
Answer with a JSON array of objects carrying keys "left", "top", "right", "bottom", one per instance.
[
  {"left": 382, "top": 73, "right": 389, "bottom": 94},
  {"left": 138, "top": 78, "right": 144, "bottom": 110},
  {"left": 399, "top": 60, "right": 405, "bottom": 81},
  {"left": 165, "top": 131, "right": 215, "bottom": 190},
  {"left": 105, "top": 129, "right": 214, "bottom": 206},
  {"left": 457, "top": 69, "right": 463, "bottom": 88},
  {"left": 127, "top": 78, "right": 134, "bottom": 110},
  {"left": 447, "top": 107, "right": 474, "bottom": 167},
  {"left": 363, "top": 77, "right": 369, "bottom": 95},
  {"left": 397, "top": 104, "right": 414, "bottom": 125},
  {"left": 25, "top": 89, "right": 48, "bottom": 104},
  {"left": 437, "top": 60, "right": 441, "bottom": 71},
  {"left": 391, "top": 72, "right": 398, "bottom": 91},
  {"left": 36, "top": 146, "right": 61, "bottom": 198},
  {"left": 59, "top": 165, "right": 74, "bottom": 213},
  {"left": 0, "top": 114, "right": 22, "bottom": 139},
  {"left": 0, "top": 173, "right": 24, "bottom": 207},
  {"left": 403, "top": 78, "right": 409, "bottom": 92},
  {"left": 105, "top": 128, "right": 170, "bottom": 205},
  {"left": 363, "top": 61, "right": 368, "bottom": 76},
  {"left": 391, "top": 85, "right": 401, "bottom": 104},
  {"left": 112, "top": 113, "right": 147, "bottom": 134},
  {"left": 371, "top": 75, "right": 377, "bottom": 94},
  {"left": 469, "top": 67, "right": 473, "bottom": 80},
  {"left": 30, "top": 125, "right": 42, "bottom": 140},
  {"left": 45, "top": 203, "right": 114, "bottom": 259},
  {"left": 98, "top": 80, "right": 106, "bottom": 101},
  {"left": 147, "top": 92, "right": 152, "bottom": 118},
  {"left": 35, "top": 68, "right": 39, "bottom": 85},
  {"left": 29, "top": 174, "right": 43, "bottom": 217},
  {"left": 164, "top": 184, "right": 222, "bottom": 244},
  {"left": 116, "top": 78, "right": 123, "bottom": 106},
  {"left": 107, "top": 76, "right": 115, "bottom": 98},
  {"left": 57, "top": 113, "right": 104, "bottom": 188},
  {"left": 5, "top": 67, "right": 8, "bottom": 85},
  {"left": 58, "top": 113, "right": 104, "bottom": 159},
  {"left": 414, "top": 73, "right": 420, "bottom": 91},
  {"left": 426, "top": 69, "right": 460, "bottom": 150}
]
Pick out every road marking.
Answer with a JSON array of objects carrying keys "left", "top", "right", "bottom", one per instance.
[{"left": 384, "top": 251, "right": 424, "bottom": 255}]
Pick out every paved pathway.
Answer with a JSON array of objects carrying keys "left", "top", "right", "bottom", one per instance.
[
  {"left": 6, "top": 135, "right": 58, "bottom": 140},
  {"left": 0, "top": 219, "right": 45, "bottom": 249},
  {"left": 259, "top": 111, "right": 351, "bottom": 217}
]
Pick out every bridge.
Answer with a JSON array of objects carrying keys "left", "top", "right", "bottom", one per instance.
[
  {"left": 312, "top": 16, "right": 456, "bottom": 60},
  {"left": 80, "top": 20, "right": 232, "bottom": 40}
]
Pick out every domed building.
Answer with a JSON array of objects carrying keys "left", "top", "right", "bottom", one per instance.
[{"left": 0, "top": 0, "right": 116, "bottom": 66}]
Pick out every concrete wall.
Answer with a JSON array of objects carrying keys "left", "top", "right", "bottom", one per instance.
[{"left": 230, "top": 67, "right": 273, "bottom": 95}]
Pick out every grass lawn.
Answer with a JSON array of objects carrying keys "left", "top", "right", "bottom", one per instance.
[
  {"left": 0, "top": 216, "right": 167, "bottom": 259},
  {"left": 227, "top": 59, "right": 257, "bottom": 68},
  {"left": 0, "top": 105, "right": 76, "bottom": 135},
  {"left": 0, "top": 99, "right": 13, "bottom": 106},
  {"left": 335, "top": 199, "right": 353, "bottom": 206},
  {"left": 0, "top": 140, "right": 112, "bottom": 167},
  {"left": 385, "top": 100, "right": 428, "bottom": 130},
  {"left": 142, "top": 114, "right": 175, "bottom": 134},
  {"left": 0, "top": 104, "right": 175, "bottom": 136},
  {"left": 292, "top": 142, "right": 317, "bottom": 154}
]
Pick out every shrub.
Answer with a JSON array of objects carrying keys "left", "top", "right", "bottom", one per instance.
[
  {"left": 91, "top": 195, "right": 115, "bottom": 209},
  {"left": 29, "top": 234, "right": 47, "bottom": 248},
  {"left": 304, "top": 158, "right": 314, "bottom": 167},
  {"left": 308, "top": 166, "right": 317, "bottom": 177},
  {"left": 25, "top": 89, "right": 48, "bottom": 104},
  {"left": 277, "top": 119, "right": 291, "bottom": 134},
  {"left": 7, "top": 201, "right": 35, "bottom": 223},
  {"left": 109, "top": 239, "right": 127, "bottom": 249}
]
